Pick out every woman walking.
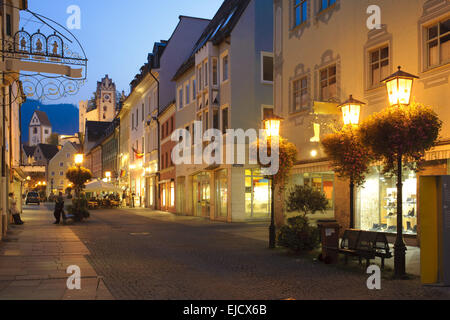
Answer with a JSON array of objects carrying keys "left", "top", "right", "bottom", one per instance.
[{"left": 9, "top": 193, "right": 24, "bottom": 225}]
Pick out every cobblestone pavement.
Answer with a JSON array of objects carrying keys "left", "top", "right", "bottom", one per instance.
[
  {"left": 0, "top": 205, "right": 113, "bottom": 300},
  {"left": 68, "top": 208, "right": 450, "bottom": 300}
]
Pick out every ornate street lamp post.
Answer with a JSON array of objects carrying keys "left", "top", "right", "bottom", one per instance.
[
  {"left": 338, "top": 95, "right": 366, "bottom": 229},
  {"left": 382, "top": 66, "right": 419, "bottom": 278},
  {"left": 263, "top": 114, "right": 283, "bottom": 249}
]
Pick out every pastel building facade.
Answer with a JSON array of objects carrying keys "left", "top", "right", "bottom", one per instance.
[{"left": 274, "top": 0, "right": 450, "bottom": 244}]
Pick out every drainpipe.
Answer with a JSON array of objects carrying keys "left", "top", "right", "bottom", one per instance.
[{"left": 149, "top": 68, "right": 160, "bottom": 210}]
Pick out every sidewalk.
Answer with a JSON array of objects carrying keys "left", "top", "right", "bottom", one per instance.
[{"left": 0, "top": 205, "right": 114, "bottom": 300}]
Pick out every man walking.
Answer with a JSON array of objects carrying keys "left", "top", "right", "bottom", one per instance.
[{"left": 53, "top": 192, "right": 66, "bottom": 224}]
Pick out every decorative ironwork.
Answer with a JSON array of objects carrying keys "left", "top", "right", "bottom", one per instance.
[{"left": 0, "top": 5, "right": 88, "bottom": 102}]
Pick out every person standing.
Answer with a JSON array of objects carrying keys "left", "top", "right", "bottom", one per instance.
[
  {"left": 9, "top": 193, "right": 24, "bottom": 225},
  {"left": 53, "top": 192, "right": 66, "bottom": 224}
]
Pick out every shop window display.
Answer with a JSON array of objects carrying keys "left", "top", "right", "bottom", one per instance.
[
  {"left": 245, "top": 169, "right": 270, "bottom": 218},
  {"left": 356, "top": 166, "right": 417, "bottom": 235}
]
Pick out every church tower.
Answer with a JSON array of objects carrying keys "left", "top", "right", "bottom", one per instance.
[
  {"left": 78, "top": 75, "right": 117, "bottom": 136},
  {"left": 95, "top": 75, "right": 116, "bottom": 122}
]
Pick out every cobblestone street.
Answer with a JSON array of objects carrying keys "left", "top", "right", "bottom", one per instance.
[
  {"left": 1, "top": 205, "right": 450, "bottom": 300},
  {"left": 69, "top": 207, "right": 450, "bottom": 300}
]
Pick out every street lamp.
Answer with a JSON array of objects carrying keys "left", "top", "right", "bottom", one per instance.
[
  {"left": 338, "top": 95, "right": 366, "bottom": 127},
  {"left": 383, "top": 66, "right": 419, "bottom": 278},
  {"left": 383, "top": 66, "right": 419, "bottom": 107},
  {"left": 338, "top": 95, "right": 366, "bottom": 229},
  {"left": 263, "top": 114, "right": 283, "bottom": 249},
  {"left": 74, "top": 154, "right": 84, "bottom": 167}
]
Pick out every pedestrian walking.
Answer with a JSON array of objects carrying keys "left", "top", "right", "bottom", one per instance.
[
  {"left": 9, "top": 193, "right": 24, "bottom": 225},
  {"left": 53, "top": 192, "right": 66, "bottom": 224}
]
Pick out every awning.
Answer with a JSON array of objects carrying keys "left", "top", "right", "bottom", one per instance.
[
  {"left": 84, "top": 180, "right": 122, "bottom": 193},
  {"left": 12, "top": 167, "right": 28, "bottom": 182}
]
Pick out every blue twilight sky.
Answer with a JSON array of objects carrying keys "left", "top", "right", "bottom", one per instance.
[{"left": 25, "top": 0, "right": 223, "bottom": 106}]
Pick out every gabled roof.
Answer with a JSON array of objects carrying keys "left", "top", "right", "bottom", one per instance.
[
  {"left": 36, "top": 144, "right": 59, "bottom": 161},
  {"left": 31, "top": 110, "right": 52, "bottom": 127},
  {"left": 22, "top": 145, "right": 36, "bottom": 158},
  {"left": 173, "top": 0, "right": 251, "bottom": 80}
]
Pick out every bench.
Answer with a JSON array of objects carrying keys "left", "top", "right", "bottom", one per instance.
[{"left": 339, "top": 229, "right": 392, "bottom": 269}]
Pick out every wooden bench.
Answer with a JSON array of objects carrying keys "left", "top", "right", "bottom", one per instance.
[
  {"left": 339, "top": 229, "right": 392, "bottom": 269},
  {"left": 365, "top": 231, "right": 393, "bottom": 269}
]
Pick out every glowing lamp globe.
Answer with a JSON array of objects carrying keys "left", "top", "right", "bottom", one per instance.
[
  {"left": 338, "top": 95, "right": 366, "bottom": 126},
  {"left": 263, "top": 114, "right": 283, "bottom": 138},
  {"left": 74, "top": 154, "right": 84, "bottom": 165},
  {"left": 382, "top": 66, "right": 419, "bottom": 107}
]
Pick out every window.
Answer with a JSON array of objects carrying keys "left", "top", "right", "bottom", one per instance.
[
  {"left": 263, "top": 107, "right": 274, "bottom": 120},
  {"left": 213, "top": 110, "right": 219, "bottom": 130},
  {"left": 60, "top": 171, "right": 64, "bottom": 176},
  {"left": 51, "top": 172, "right": 55, "bottom": 176},
  {"left": 142, "top": 104, "right": 145, "bottom": 121},
  {"left": 185, "top": 83, "right": 190, "bottom": 105},
  {"left": 319, "top": 65, "right": 337, "bottom": 101},
  {"left": 222, "top": 108, "right": 229, "bottom": 134},
  {"left": 215, "top": 169, "right": 228, "bottom": 218},
  {"left": 170, "top": 182, "right": 175, "bottom": 207},
  {"left": 293, "top": 77, "right": 308, "bottom": 111},
  {"left": 148, "top": 96, "right": 152, "bottom": 115},
  {"left": 204, "top": 61, "right": 208, "bottom": 87},
  {"left": 294, "top": 0, "right": 307, "bottom": 27},
  {"left": 192, "top": 79, "right": 196, "bottom": 100},
  {"left": 45, "top": 129, "right": 49, "bottom": 134},
  {"left": 427, "top": 18, "right": 450, "bottom": 68},
  {"left": 212, "top": 58, "right": 218, "bottom": 86},
  {"left": 104, "top": 106, "right": 107, "bottom": 112},
  {"left": 205, "top": 111, "right": 209, "bottom": 130},
  {"left": 178, "top": 88, "right": 183, "bottom": 109},
  {"left": 261, "top": 53, "right": 274, "bottom": 83},
  {"left": 245, "top": 169, "right": 270, "bottom": 218},
  {"left": 320, "top": 0, "right": 336, "bottom": 12},
  {"left": 132, "top": 112, "right": 135, "bottom": 130},
  {"left": 60, "top": 162, "right": 64, "bottom": 167},
  {"left": 33, "top": 128, "right": 37, "bottom": 134},
  {"left": 67, "top": 153, "right": 70, "bottom": 158},
  {"left": 369, "top": 46, "right": 389, "bottom": 87},
  {"left": 198, "top": 66, "right": 202, "bottom": 90},
  {"left": 222, "top": 55, "right": 229, "bottom": 82},
  {"left": 6, "top": 14, "right": 12, "bottom": 36}
]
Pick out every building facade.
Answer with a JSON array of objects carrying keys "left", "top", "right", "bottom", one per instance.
[
  {"left": 173, "top": 0, "right": 274, "bottom": 222},
  {"left": 274, "top": 0, "right": 450, "bottom": 244},
  {"left": 28, "top": 110, "right": 52, "bottom": 147},
  {"left": 47, "top": 142, "right": 79, "bottom": 196},
  {"left": 159, "top": 104, "right": 176, "bottom": 212}
]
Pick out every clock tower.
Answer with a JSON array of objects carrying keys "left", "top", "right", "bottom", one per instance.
[{"left": 95, "top": 75, "right": 117, "bottom": 122}]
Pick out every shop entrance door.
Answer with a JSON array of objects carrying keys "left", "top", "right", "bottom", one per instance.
[{"left": 193, "top": 173, "right": 210, "bottom": 218}]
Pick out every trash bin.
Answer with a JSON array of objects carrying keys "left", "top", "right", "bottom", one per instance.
[{"left": 317, "top": 220, "right": 340, "bottom": 264}]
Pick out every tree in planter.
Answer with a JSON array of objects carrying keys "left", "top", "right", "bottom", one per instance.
[
  {"left": 322, "top": 127, "right": 372, "bottom": 228},
  {"left": 359, "top": 102, "right": 442, "bottom": 276},
  {"left": 66, "top": 166, "right": 92, "bottom": 221},
  {"left": 278, "top": 185, "right": 328, "bottom": 253},
  {"left": 66, "top": 167, "right": 92, "bottom": 197}
]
